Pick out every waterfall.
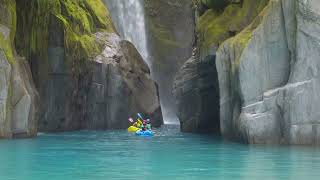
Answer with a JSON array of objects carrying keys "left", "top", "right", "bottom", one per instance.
[{"left": 103, "top": 0, "right": 150, "bottom": 68}]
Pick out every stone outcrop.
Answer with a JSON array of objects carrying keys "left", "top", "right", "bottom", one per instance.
[
  {"left": 173, "top": 54, "right": 219, "bottom": 133},
  {"left": 10, "top": 57, "right": 39, "bottom": 138},
  {"left": 86, "top": 32, "right": 162, "bottom": 129},
  {"left": 144, "top": 0, "right": 195, "bottom": 121},
  {"left": 0, "top": 0, "right": 39, "bottom": 138},
  {"left": 216, "top": 0, "right": 320, "bottom": 145}
]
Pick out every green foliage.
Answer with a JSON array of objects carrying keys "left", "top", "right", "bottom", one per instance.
[{"left": 84, "top": 0, "right": 115, "bottom": 32}]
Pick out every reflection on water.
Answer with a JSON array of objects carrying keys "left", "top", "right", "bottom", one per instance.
[{"left": 0, "top": 125, "right": 320, "bottom": 180}]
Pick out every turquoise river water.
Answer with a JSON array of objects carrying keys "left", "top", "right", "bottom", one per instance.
[{"left": 0, "top": 125, "right": 320, "bottom": 180}]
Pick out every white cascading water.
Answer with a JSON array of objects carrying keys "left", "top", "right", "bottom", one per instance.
[{"left": 103, "top": 0, "right": 150, "bottom": 68}]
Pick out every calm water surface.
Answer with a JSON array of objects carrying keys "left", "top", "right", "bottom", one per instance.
[{"left": 0, "top": 125, "right": 320, "bottom": 180}]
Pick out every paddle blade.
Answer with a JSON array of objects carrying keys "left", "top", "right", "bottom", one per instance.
[{"left": 137, "top": 113, "right": 144, "bottom": 120}]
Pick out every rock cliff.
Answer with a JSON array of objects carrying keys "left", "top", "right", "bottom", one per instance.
[
  {"left": 86, "top": 32, "right": 162, "bottom": 129},
  {"left": 15, "top": 0, "right": 162, "bottom": 132},
  {"left": 1, "top": 0, "right": 162, "bottom": 136},
  {"left": 174, "top": 0, "right": 320, "bottom": 145},
  {"left": 0, "top": 0, "right": 39, "bottom": 138},
  {"left": 174, "top": 0, "right": 268, "bottom": 133},
  {"left": 217, "top": 0, "right": 320, "bottom": 145},
  {"left": 173, "top": 53, "right": 220, "bottom": 133}
]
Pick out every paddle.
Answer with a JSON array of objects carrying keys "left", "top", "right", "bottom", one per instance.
[{"left": 137, "top": 113, "right": 144, "bottom": 120}]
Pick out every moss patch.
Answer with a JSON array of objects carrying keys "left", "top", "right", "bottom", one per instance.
[
  {"left": 0, "top": 0, "right": 16, "bottom": 64},
  {"left": 220, "top": 1, "right": 269, "bottom": 73},
  {"left": 0, "top": 33, "right": 14, "bottom": 64},
  {"left": 196, "top": 0, "right": 269, "bottom": 55},
  {"left": 83, "top": 0, "right": 115, "bottom": 32},
  {"left": 15, "top": 0, "right": 115, "bottom": 66}
]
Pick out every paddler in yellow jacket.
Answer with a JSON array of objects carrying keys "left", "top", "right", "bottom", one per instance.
[
  {"left": 133, "top": 119, "right": 142, "bottom": 128},
  {"left": 128, "top": 118, "right": 142, "bottom": 132}
]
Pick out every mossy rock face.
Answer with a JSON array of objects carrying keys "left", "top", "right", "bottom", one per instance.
[
  {"left": 0, "top": 0, "right": 16, "bottom": 64},
  {"left": 196, "top": 0, "right": 269, "bottom": 56},
  {"left": 215, "top": 0, "right": 296, "bottom": 144},
  {"left": 0, "top": 0, "right": 16, "bottom": 138},
  {"left": 13, "top": 0, "right": 117, "bottom": 132},
  {"left": 1, "top": 0, "right": 39, "bottom": 138},
  {"left": 15, "top": 0, "right": 115, "bottom": 66},
  {"left": 14, "top": 0, "right": 116, "bottom": 96}
]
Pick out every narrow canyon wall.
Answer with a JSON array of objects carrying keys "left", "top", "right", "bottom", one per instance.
[
  {"left": 216, "top": 0, "right": 320, "bottom": 145},
  {"left": 0, "top": 0, "right": 39, "bottom": 138},
  {"left": 175, "top": 0, "right": 320, "bottom": 145},
  {"left": 173, "top": 0, "right": 268, "bottom": 133}
]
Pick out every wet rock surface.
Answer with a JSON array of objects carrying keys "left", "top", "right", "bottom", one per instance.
[{"left": 173, "top": 55, "right": 220, "bottom": 133}]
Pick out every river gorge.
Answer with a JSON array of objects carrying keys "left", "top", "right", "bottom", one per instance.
[{"left": 1, "top": 0, "right": 320, "bottom": 179}]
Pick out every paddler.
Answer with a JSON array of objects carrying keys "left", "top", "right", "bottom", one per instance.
[
  {"left": 136, "top": 119, "right": 142, "bottom": 128},
  {"left": 146, "top": 119, "right": 152, "bottom": 130},
  {"left": 141, "top": 120, "right": 147, "bottom": 131}
]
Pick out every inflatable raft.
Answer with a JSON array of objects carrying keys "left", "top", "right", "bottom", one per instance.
[
  {"left": 135, "top": 130, "right": 154, "bottom": 137},
  {"left": 128, "top": 126, "right": 140, "bottom": 132}
]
